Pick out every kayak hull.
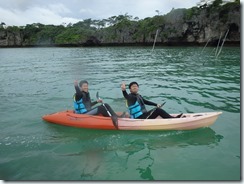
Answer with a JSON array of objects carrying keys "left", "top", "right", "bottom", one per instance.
[{"left": 42, "top": 111, "right": 222, "bottom": 131}]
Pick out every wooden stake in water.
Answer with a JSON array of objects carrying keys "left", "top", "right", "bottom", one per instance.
[
  {"left": 152, "top": 29, "right": 159, "bottom": 51},
  {"left": 216, "top": 29, "right": 229, "bottom": 58}
]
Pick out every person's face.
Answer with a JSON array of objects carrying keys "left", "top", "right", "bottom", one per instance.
[
  {"left": 81, "top": 83, "right": 88, "bottom": 92},
  {"left": 130, "top": 84, "right": 139, "bottom": 94}
]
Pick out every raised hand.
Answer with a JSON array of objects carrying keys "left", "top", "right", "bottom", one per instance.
[
  {"left": 74, "top": 80, "right": 79, "bottom": 86},
  {"left": 121, "top": 82, "right": 126, "bottom": 91}
]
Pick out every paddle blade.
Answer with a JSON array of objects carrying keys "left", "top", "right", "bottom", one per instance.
[
  {"left": 96, "top": 91, "right": 99, "bottom": 100},
  {"left": 111, "top": 115, "right": 118, "bottom": 129}
]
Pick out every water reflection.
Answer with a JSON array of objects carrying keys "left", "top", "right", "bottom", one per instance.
[
  {"left": 119, "top": 128, "right": 223, "bottom": 180},
  {"left": 128, "top": 143, "right": 155, "bottom": 180},
  {"left": 79, "top": 149, "right": 103, "bottom": 180},
  {"left": 54, "top": 127, "right": 223, "bottom": 180},
  {"left": 136, "top": 144, "right": 155, "bottom": 180},
  {"left": 147, "top": 128, "right": 223, "bottom": 149}
]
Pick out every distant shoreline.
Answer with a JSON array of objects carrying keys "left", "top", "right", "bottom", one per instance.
[{"left": 0, "top": 41, "right": 240, "bottom": 48}]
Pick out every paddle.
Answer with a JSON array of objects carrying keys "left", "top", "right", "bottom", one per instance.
[
  {"left": 145, "top": 102, "right": 166, "bottom": 119},
  {"left": 96, "top": 92, "right": 118, "bottom": 129}
]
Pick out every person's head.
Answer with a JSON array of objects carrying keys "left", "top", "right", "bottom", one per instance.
[
  {"left": 129, "top": 82, "right": 139, "bottom": 94},
  {"left": 79, "top": 80, "right": 88, "bottom": 92}
]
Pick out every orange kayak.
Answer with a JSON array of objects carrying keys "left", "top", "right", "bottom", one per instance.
[{"left": 42, "top": 110, "right": 222, "bottom": 131}]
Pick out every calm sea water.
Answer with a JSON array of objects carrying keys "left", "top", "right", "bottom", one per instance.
[{"left": 0, "top": 46, "right": 240, "bottom": 181}]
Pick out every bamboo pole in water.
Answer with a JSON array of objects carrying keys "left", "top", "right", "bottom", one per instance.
[
  {"left": 201, "top": 38, "right": 211, "bottom": 53},
  {"left": 216, "top": 29, "right": 229, "bottom": 58},
  {"left": 215, "top": 33, "right": 222, "bottom": 57},
  {"left": 152, "top": 29, "right": 159, "bottom": 51}
]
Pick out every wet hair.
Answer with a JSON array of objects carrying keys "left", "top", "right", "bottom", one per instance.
[
  {"left": 129, "top": 82, "right": 139, "bottom": 89},
  {"left": 79, "top": 80, "right": 88, "bottom": 87}
]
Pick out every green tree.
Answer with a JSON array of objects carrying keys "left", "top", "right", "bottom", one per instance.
[
  {"left": 36, "top": 25, "right": 65, "bottom": 44},
  {"left": 55, "top": 26, "right": 94, "bottom": 44}
]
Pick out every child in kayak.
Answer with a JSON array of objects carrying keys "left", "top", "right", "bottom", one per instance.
[
  {"left": 74, "top": 80, "right": 118, "bottom": 127},
  {"left": 121, "top": 81, "right": 183, "bottom": 119}
]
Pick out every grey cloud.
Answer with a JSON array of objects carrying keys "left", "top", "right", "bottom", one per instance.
[{"left": 1, "top": 0, "right": 211, "bottom": 26}]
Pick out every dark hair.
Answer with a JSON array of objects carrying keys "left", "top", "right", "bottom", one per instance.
[
  {"left": 79, "top": 80, "right": 88, "bottom": 87},
  {"left": 129, "top": 82, "right": 139, "bottom": 89}
]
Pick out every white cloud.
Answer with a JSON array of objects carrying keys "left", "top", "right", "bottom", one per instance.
[
  {"left": 0, "top": 4, "right": 82, "bottom": 26},
  {"left": 131, "top": 0, "right": 200, "bottom": 18},
  {"left": 2, "top": 0, "right": 235, "bottom": 26},
  {"left": 79, "top": 8, "right": 93, "bottom": 13},
  {"left": 48, "top": 3, "right": 71, "bottom": 14},
  {"left": 76, "top": 0, "right": 200, "bottom": 20},
  {"left": 0, "top": 0, "right": 34, "bottom": 10},
  {"left": 0, "top": 7, "right": 29, "bottom": 26}
]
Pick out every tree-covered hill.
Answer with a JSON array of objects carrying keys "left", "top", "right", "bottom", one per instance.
[{"left": 0, "top": 0, "right": 240, "bottom": 47}]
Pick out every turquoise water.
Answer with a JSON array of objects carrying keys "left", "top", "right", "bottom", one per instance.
[{"left": 0, "top": 46, "right": 240, "bottom": 180}]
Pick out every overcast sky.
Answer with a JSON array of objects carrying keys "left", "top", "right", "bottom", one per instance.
[{"left": 0, "top": 0, "right": 238, "bottom": 26}]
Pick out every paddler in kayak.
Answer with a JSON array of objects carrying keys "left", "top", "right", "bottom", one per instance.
[
  {"left": 121, "top": 81, "right": 183, "bottom": 119},
  {"left": 74, "top": 80, "right": 118, "bottom": 120}
]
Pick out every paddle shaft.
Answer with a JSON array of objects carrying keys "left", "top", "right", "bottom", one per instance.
[
  {"left": 102, "top": 103, "right": 112, "bottom": 117},
  {"left": 96, "top": 92, "right": 118, "bottom": 129},
  {"left": 96, "top": 92, "right": 112, "bottom": 116}
]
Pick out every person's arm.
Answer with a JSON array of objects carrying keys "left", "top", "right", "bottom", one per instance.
[
  {"left": 91, "top": 101, "right": 98, "bottom": 106},
  {"left": 123, "top": 91, "right": 137, "bottom": 105},
  {"left": 121, "top": 82, "right": 136, "bottom": 105},
  {"left": 121, "top": 82, "right": 130, "bottom": 100},
  {"left": 74, "top": 80, "right": 83, "bottom": 101},
  {"left": 142, "top": 97, "right": 157, "bottom": 106},
  {"left": 122, "top": 90, "right": 129, "bottom": 99}
]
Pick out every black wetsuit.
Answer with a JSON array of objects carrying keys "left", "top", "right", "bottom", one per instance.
[
  {"left": 122, "top": 90, "right": 176, "bottom": 119},
  {"left": 74, "top": 85, "right": 117, "bottom": 117}
]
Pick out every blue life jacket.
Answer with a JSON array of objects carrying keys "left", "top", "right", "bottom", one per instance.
[
  {"left": 128, "top": 95, "right": 147, "bottom": 119},
  {"left": 73, "top": 95, "right": 87, "bottom": 114}
]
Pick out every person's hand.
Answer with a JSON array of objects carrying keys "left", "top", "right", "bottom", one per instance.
[
  {"left": 121, "top": 82, "right": 126, "bottom": 91},
  {"left": 157, "top": 104, "right": 162, "bottom": 108},
  {"left": 74, "top": 80, "right": 78, "bottom": 86},
  {"left": 97, "top": 99, "right": 103, "bottom": 103},
  {"left": 157, "top": 102, "right": 166, "bottom": 108}
]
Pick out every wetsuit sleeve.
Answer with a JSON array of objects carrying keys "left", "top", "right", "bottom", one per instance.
[
  {"left": 122, "top": 90, "right": 129, "bottom": 99},
  {"left": 142, "top": 97, "right": 157, "bottom": 106},
  {"left": 91, "top": 101, "right": 98, "bottom": 106},
  {"left": 74, "top": 85, "right": 83, "bottom": 101},
  {"left": 122, "top": 90, "right": 137, "bottom": 105}
]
